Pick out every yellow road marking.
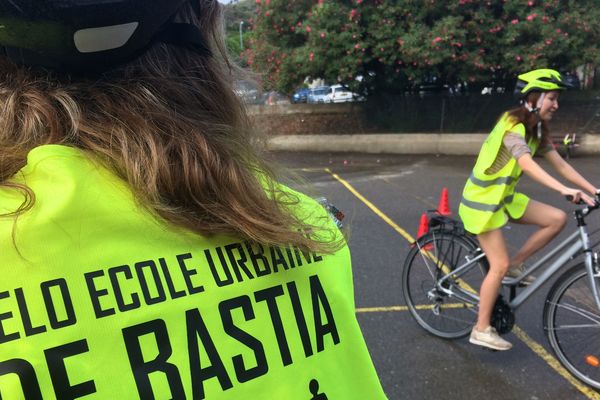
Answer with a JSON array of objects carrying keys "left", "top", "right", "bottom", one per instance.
[
  {"left": 298, "top": 167, "right": 327, "bottom": 172},
  {"left": 325, "top": 168, "right": 414, "bottom": 243},
  {"left": 357, "top": 303, "right": 473, "bottom": 313},
  {"left": 327, "top": 167, "right": 472, "bottom": 288},
  {"left": 357, "top": 306, "right": 408, "bottom": 313},
  {"left": 512, "top": 326, "right": 600, "bottom": 399},
  {"left": 326, "top": 168, "right": 600, "bottom": 399}
]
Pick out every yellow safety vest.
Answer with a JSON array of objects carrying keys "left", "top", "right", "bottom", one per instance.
[
  {"left": 0, "top": 145, "right": 387, "bottom": 399},
  {"left": 459, "top": 114, "right": 539, "bottom": 234}
]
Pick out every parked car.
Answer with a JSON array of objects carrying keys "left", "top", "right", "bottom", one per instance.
[
  {"left": 325, "top": 84, "right": 364, "bottom": 103},
  {"left": 291, "top": 88, "right": 311, "bottom": 104},
  {"left": 307, "top": 86, "right": 330, "bottom": 103}
]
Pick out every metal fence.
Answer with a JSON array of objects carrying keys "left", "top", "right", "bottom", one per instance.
[{"left": 363, "top": 91, "right": 600, "bottom": 134}]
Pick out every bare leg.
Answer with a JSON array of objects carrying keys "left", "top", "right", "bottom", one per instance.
[
  {"left": 510, "top": 199, "right": 567, "bottom": 267},
  {"left": 475, "top": 229, "right": 510, "bottom": 330}
]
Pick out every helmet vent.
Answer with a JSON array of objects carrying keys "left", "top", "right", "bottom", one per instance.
[{"left": 74, "top": 22, "right": 139, "bottom": 54}]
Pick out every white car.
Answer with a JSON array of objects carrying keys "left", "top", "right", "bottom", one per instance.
[
  {"left": 307, "top": 86, "right": 330, "bottom": 103},
  {"left": 325, "top": 84, "right": 364, "bottom": 103}
]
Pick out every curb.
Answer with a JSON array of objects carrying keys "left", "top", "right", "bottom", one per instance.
[{"left": 266, "top": 133, "right": 600, "bottom": 155}]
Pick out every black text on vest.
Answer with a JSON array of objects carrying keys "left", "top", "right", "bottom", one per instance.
[{"left": 121, "top": 274, "right": 339, "bottom": 399}]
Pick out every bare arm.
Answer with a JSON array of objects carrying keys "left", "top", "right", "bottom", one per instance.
[
  {"left": 517, "top": 153, "right": 595, "bottom": 205},
  {"left": 543, "top": 149, "right": 597, "bottom": 195}
]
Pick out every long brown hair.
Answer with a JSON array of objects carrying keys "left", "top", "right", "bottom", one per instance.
[
  {"left": 0, "top": 1, "right": 340, "bottom": 253},
  {"left": 505, "top": 91, "right": 552, "bottom": 147}
]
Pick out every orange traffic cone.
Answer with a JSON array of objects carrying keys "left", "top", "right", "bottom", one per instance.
[
  {"left": 437, "top": 187, "right": 451, "bottom": 216},
  {"left": 416, "top": 213, "right": 429, "bottom": 238},
  {"left": 413, "top": 213, "right": 432, "bottom": 250}
]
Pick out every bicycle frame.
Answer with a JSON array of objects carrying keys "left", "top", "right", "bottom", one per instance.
[
  {"left": 434, "top": 221, "right": 600, "bottom": 312},
  {"left": 508, "top": 229, "right": 589, "bottom": 310}
]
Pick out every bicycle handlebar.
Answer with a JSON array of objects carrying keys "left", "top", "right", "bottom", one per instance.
[{"left": 565, "top": 195, "right": 600, "bottom": 216}]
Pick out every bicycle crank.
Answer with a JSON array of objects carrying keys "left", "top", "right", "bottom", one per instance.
[{"left": 491, "top": 294, "right": 515, "bottom": 334}]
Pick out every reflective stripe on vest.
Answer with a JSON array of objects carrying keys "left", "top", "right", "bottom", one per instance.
[
  {"left": 460, "top": 194, "right": 515, "bottom": 212},
  {"left": 468, "top": 173, "right": 517, "bottom": 188}
]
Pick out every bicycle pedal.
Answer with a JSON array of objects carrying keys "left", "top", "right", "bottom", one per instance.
[{"left": 501, "top": 278, "right": 528, "bottom": 288}]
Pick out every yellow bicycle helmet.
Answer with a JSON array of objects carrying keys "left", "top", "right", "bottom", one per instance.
[{"left": 514, "top": 68, "right": 567, "bottom": 98}]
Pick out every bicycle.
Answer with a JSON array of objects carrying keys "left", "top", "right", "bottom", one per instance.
[{"left": 402, "top": 200, "right": 600, "bottom": 390}]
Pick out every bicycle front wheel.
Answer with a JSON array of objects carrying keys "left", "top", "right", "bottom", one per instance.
[
  {"left": 544, "top": 263, "right": 600, "bottom": 390},
  {"left": 402, "top": 230, "right": 488, "bottom": 339}
]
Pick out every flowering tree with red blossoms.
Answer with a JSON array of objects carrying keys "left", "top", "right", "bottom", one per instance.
[{"left": 244, "top": 0, "right": 600, "bottom": 95}]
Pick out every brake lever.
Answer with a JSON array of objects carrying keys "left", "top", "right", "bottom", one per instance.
[{"left": 565, "top": 195, "right": 586, "bottom": 205}]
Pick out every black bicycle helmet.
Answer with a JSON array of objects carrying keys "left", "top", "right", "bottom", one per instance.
[{"left": 0, "top": 0, "right": 207, "bottom": 73}]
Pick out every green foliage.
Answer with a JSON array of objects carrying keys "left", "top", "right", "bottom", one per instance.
[
  {"left": 223, "top": 0, "right": 255, "bottom": 33},
  {"left": 244, "top": 0, "right": 600, "bottom": 95},
  {"left": 223, "top": 0, "right": 255, "bottom": 61}
]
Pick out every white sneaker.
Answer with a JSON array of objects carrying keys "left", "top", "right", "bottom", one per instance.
[
  {"left": 469, "top": 326, "right": 512, "bottom": 351},
  {"left": 503, "top": 263, "right": 535, "bottom": 286}
]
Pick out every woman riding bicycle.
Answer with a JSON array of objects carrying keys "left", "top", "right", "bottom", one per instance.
[{"left": 458, "top": 68, "right": 598, "bottom": 351}]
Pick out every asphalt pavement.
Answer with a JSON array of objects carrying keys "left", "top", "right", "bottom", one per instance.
[{"left": 273, "top": 151, "right": 600, "bottom": 400}]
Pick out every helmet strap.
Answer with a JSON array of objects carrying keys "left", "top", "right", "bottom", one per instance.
[
  {"left": 524, "top": 91, "right": 546, "bottom": 114},
  {"left": 535, "top": 92, "right": 546, "bottom": 140},
  {"left": 536, "top": 92, "right": 546, "bottom": 111}
]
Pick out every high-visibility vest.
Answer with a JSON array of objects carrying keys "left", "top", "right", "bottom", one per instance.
[
  {"left": 0, "top": 145, "right": 387, "bottom": 399},
  {"left": 459, "top": 114, "right": 539, "bottom": 234}
]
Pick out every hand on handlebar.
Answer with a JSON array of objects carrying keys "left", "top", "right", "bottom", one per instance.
[{"left": 562, "top": 188, "right": 596, "bottom": 206}]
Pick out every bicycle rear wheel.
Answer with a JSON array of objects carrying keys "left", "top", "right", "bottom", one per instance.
[
  {"left": 544, "top": 264, "right": 600, "bottom": 390},
  {"left": 402, "top": 230, "right": 488, "bottom": 339}
]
